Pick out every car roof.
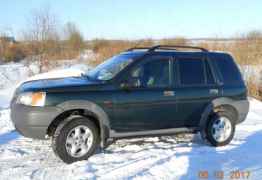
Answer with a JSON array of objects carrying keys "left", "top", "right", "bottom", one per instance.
[{"left": 121, "top": 50, "right": 229, "bottom": 57}]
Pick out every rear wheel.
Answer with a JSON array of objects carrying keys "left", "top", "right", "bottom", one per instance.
[
  {"left": 52, "top": 116, "right": 99, "bottom": 164},
  {"left": 204, "top": 111, "right": 235, "bottom": 146}
]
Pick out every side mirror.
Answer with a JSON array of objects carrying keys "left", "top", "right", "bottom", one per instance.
[
  {"left": 120, "top": 82, "right": 131, "bottom": 90},
  {"left": 120, "top": 77, "right": 140, "bottom": 90}
]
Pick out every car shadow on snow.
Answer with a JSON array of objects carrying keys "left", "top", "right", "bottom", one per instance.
[
  {"left": 0, "top": 130, "right": 20, "bottom": 145},
  {"left": 86, "top": 135, "right": 206, "bottom": 177},
  {"left": 1, "top": 129, "right": 260, "bottom": 179},
  {"left": 181, "top": 131, "right": 262, "bottom": 180},
  {"left": 88, "top": 131, "right": 262, "bottom": 179}
]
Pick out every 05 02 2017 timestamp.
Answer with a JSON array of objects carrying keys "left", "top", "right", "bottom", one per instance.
[{"left": 198, "top": 170, "right": 251, "bottom": 179}]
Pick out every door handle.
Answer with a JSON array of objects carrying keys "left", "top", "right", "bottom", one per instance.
[
  {"left": 209, "top": 89, "right": 219, "bottom": 95},
  {"left": 163, "top": 91, "right": 175, "bottom": 96}
]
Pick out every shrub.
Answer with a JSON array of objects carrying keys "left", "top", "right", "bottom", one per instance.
[
  {"left": 2, "top": 43, "right": 26, "bottom": 62},
  {"left": 64, "top": 22, "right": 85, "bottom": 54},
  {"left": 159, "top": 37, "right": 188, "bottom": 46}
]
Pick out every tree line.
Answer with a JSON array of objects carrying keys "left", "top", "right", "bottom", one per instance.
[{"left": 0, "top": 6, "right": 85, "bottom": 65}]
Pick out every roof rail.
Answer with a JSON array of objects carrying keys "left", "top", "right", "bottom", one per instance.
[
  {"left": 125, "top": 47, "right": 153, "bottom": 52},
  {"left": 125, "top": 45, "right": 208, "bottom": 52},
  {"left": 148, "top": 45, "right": 208, "bottom": 52}
]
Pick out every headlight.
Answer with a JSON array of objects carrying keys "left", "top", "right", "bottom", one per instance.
[{"left": 16, "top": 92, "right": 46, "bottom": 107}]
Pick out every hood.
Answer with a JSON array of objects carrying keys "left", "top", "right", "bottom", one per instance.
[
  {"left": 17, "top": 76, "right": 101, "bottom": 93},
  {"left": 15, "top": 67, "right": 86, "bottom": 88}
]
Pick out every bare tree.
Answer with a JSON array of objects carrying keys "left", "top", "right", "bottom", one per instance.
[
  {"left": 0, "top": 29, "right": 25, "bottom": 63},
  {"left": 64, "top": 22, "right": 85, "bottom": 53},
  {"left": 0, "top": 31, "right": 5, "bottom": 61},
  {"left": 246, "top": 30, "right": 262, "bottom": 40},
  {"left": 25, "top": 6, "right": 58, "bottom": 42},
  {"left": 23, "top": 5, "right": 60, "bottom": 72}
]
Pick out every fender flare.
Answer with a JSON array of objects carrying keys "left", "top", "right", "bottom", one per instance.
[
  {"left": 56, "top": 100, "right": 110, "bottom": 148},
  {"left": 199, "top": 97, "right": 238, "bottom": 137}
]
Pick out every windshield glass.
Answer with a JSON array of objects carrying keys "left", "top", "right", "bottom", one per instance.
[{"left": 87, "top": 53, "right": 140, "bottom": 81}]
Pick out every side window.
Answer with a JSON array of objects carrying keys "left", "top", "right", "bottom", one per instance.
[
  {"left": 205, "top": 61, "right": 215, "bottom": 84},
  {"left": 178, "top": 58, "right": 205, "bottom": 85},
  {"left": 130, "top": 58, "right": 170, "bottom": 88},
  {"left": 212, "top": 54, "right": 242, "bottom": 85}
]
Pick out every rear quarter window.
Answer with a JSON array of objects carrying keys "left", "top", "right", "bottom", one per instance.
[{"left": 211, "top": 54, "right": 244, "bottom": 85}]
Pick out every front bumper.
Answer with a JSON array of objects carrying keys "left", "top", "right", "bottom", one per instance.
[{"left": 11, "top": 103, "right": 63, "bottom": 139}]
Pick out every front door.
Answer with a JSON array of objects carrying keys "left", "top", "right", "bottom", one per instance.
[{"left": 112, "top": 55, "right": 178, "bottom": 132}]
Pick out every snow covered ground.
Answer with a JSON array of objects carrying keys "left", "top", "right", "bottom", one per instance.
[{"left": 0, "top": 62, "right": 262, "bottom": 180}]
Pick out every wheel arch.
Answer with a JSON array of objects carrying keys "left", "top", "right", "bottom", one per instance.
[
  {"left": 47, "top": 100, "right": 111, "bottom": 148},
  {"left": 199, "top": 97, "right": 239, "bottom": 132}
]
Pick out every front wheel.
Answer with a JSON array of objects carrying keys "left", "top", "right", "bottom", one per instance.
[
  {"left": 204, "top": 111, "right": 236, "bottom": 146},
  {"left": 52, "top": 116, "right": 99, "bottom": 164}
]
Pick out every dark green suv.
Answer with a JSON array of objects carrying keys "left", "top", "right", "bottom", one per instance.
[{"left": 11, "top": 45, "right": 249, "bottom": 163}]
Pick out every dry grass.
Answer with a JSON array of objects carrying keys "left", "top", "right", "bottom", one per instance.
[
  {"left": 194, "top": 32, "right": 262, "bottom": 98},
  {"left": 89, "top": 39, "right": 154, "bottom": 65},
  {"left": 89, "top": 35, "right": 261, "bottom": 99},
  {"left": 89, "top": 38, "right": 188, "bottom": 65},
  {"left": 246, "top": 78, "right": 260, "bottom": 98}
]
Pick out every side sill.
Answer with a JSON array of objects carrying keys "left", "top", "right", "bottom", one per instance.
[{"left": 110, "top": 127, "right": 198, "bottom": 139}]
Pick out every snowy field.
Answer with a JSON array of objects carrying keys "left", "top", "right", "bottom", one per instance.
[{"left": 0, "top": 62, "right": 262, "bottom": 180}]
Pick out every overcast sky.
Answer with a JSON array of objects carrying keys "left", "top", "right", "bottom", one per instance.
[{"left": 1, "top": 0, "right": 262, "bottom": 39}]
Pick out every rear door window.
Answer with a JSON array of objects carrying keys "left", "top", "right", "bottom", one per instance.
[{"left": 178, "top": 58, "right": 205, "bottom": 85}]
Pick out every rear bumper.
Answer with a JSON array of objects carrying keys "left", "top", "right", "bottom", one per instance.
[
  {"left": 11, "top": 103, "right": 63, "bottom": 139},
  {"left": 233, "top": 99, "right": 249, "bottom": 124}
]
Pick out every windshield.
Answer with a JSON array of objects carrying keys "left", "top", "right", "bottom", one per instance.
[{"left": 87, "top": 53, "right": 140, "bottom": 81}]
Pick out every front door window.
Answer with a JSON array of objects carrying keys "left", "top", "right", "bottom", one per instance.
[{"left": 129, "top": 58, "right": 170, "bottom": 88}]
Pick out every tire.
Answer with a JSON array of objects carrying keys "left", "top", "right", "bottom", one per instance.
[
  {"left": 204, "top": 111, "right": 236, "bottom": 147},
  {"left": 52, "top": 116, "right": 99, "bottom": 164}
]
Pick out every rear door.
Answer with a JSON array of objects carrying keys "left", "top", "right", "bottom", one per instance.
[{"left": 174, "top": 53, "right": 221, "bottom": 127}]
